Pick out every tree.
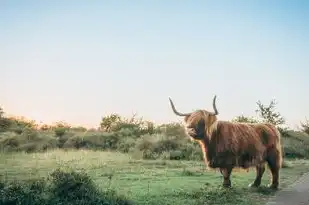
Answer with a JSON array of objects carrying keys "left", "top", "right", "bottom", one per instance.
[
  {"left": 0, "top": 107, "right": 12, "bottom": 132},
  {"left": 52, "top": 121, "right": 71, "bottom": 137},
  {"left": 255, "top": 99, "right": 285, "bottom": 127},
  {"left": 8, "top": 116, "right": 37, "bottom": 129},
  {"left": 0, "top": 107, "right": 4, "bottom": 118},
  {"left": 100, "top": 113, "right": 121, "bottom": 132},
  {"left": 300, "top": 118, "right": 309, "bottom": 135}
]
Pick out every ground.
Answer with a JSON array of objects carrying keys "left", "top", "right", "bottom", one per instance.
[
  {"left": 1, "top": 149, "right": 309, "bottom": 205},
  {"left": 266, "top": 172, "right": 309, "bottom": 205}
]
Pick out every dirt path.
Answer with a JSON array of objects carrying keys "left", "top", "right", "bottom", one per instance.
[{"left": 266, "top": 173, "right": 309, "bottom": 205}]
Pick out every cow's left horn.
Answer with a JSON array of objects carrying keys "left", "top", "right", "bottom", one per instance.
[{"left": 211, "top": 95, "right": 219, "bottom": 115}]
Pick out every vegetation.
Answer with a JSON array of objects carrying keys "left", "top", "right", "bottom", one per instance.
[
  {"left": 0, "top": 165, "right": 131, "bottom": 205},
  {"left": 0, "top": 98, "right": 309, "bottom": 204},
  {"left": 1, "top": 150, "right": 309, "bottom": 205},
  {"left": 300, "top": 118, "right": 309, "bottom": 135},
  {"left": 1, "top": 99, "right": 308, "bottom": 160}
]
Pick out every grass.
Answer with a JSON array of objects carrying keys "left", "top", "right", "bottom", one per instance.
[{"left": 1, "top": 149, "right": 309, "bottom": 205}]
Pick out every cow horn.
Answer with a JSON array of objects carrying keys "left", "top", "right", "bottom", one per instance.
[
  {"left": 211, "top": 95, "right": 219, "bottom": 115},
  {"left": 168, "top": 97, "right": 192, "bottom": 116}
]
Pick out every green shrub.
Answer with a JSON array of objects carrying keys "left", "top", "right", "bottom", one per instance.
[
  {"left": 63, "top": 132, "right": 116, "bottom": 150},
  {"left": 70, "top": 126, "right": 87, "bottom": 132},
  {"left": 0, "top": 118, "right": 12, "bottom": 132},
  {"left": 1, "top": 118, "right": 309, "bottom": 161},
  {"left": 54, "top": 127, "right": 67, "bottom": 137},
  {"left": 285, "top": 130, "right": 309, "bottom": 144},
  {"left": 282, "top": 134, "right": 309, "bottom": 159},
  {"left": 178, "top": 142, "right": 204, "bottom": 161},
  {"left": 0, "top": 168, "right": 132, "bottom": 205},
  {"left": 0, "top": 178, "right": 47, "bottom": 205},
  {"left": 0, "top": 130, "right": 57, "bottom": 153},
  {"left": 300, "top": 118, "right": 309, "bottom": 135},
  {"left": 116, "top": 136, "right": 136, "bottom": 153},
  {"left": 63, "top": 134, "right": 87, "bottom": 149},
  {"left": 12, "top": 127, "right": 23, "bottom": 134},
  {"left": 132, "top": 133, "right": 202, "bottom": 160},
  {"left": 57, "top": 132, "right": 75, "bottom": 148},
  {"left": 155, "top": 123, "right": 187, "bottom": 138}
]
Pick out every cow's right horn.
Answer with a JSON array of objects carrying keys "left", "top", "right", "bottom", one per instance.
[
  {"left": 168, "top": 97, "right": 192, "bottom": 116},
  {"left": 211, "top": 95, "right": 219, "bottom": 115}
]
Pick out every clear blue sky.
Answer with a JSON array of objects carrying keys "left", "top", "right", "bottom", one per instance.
[{"left": 1, "top": 0, "right": 309, "bottom": 128}]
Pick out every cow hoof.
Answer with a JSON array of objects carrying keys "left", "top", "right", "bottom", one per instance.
[
  {"left": 222, "top": 183, "right": 232, "bottom": 188},
  {"left": 248, "top": 180, "right": 261, "bottom": 188},
  {"left": 248, "top": 183, "right": 260, "bottom": 188},
  {"left": 267, "top": 184, "right": 279, "bottom": 190}
]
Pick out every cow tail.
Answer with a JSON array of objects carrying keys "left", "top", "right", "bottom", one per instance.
[{"left": 273, "top": 126, "right": 283, "bottom": 168}]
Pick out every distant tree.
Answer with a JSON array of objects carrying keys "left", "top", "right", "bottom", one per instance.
[
  {"left": 255, "top": 99, "right": 287, "bottom": 136},
  {"left": 52, "top": 121, "right": 71, "bottom": 137},
  {"left": 231, "top": 115, "right": 259, "bottom": 123},
  {"left": 8, "top": 116, "right": 37, "bottom": 129},
  {"left": 52, "top": 121, "right": 71, "bottom": 129},
  {"left": 109, "top": 113, "right": 144, "bottom": 133},
  {"left": 300, "top": 118, "right": 309, "bottom": 135},
  {"left": 100, "top": 113, "right": 121, "bottom": 132},
  {"left": 255, "top": 99, "right": 285, "bottom": 126},
  {"left": 40, "top": 124, "right": 51, "bottom": 131},
  {"left": 71, "top": 126, "right": 87, "bottom": 132},
  {"left": 0, "top": 107, "right": 4, "bottom": 118},
  {"left": 0, "top": 107, "right": 12, "bottom": 132},
  {"left": 143, "top": 121, "right": 155, "bottom": 135}
]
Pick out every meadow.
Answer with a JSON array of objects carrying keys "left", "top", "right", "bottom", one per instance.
[
  {"left": 1, "top": 100, "right": 309, "bottom": 205},
  {"left": 2, "top": 149, "right": 309, "bottom": 205}
]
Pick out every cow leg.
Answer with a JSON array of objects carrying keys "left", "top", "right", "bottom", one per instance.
[
  {"left": 220, "top": 167, "right": 233, "bottom": 188},
  {"left": 248, "top": 163, "right": 265, "bottom": 188},
  {"left": 266, "top": 148, "right": 281, "bottom": 189}
]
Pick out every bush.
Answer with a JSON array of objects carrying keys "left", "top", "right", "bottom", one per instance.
[
  {"left": 1, "top": 111, "right": 309, "bottom": 161},
  {"left": 132, "top": 133, "right": 202, "bottom": 160},
  {"left": 56, "top": 132, "right": 75, "bottom": 148},
  {"left": 0, "top": 168, "right": 132, "bottom": 205},
  {"left": 155, "top": 123, "right": 187, "bottom": 138},
  {"left": 62, "top": 130, "right": 137, "bottom": 151},
  {"left": 282, "top": 131, "right": 309, "bottom": 159},
  {"left": 0, "top": 130, "right": 58, "bottom": 153},
  {"left": 300, "top": 118, "right": 309, "bottom": 135},
  {"left": 0, "top": 118, "right": 12, "bottom": 133},
  {"left": 54, "top": 127, "right": 67, "bottom": 137},
  {"left": 0, "top": 178, "right": 47, "bottom": 205}
]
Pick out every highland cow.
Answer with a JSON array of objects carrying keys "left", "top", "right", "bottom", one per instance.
[{"left": 168, "top": 95, "right": 282, "bottom": 189}]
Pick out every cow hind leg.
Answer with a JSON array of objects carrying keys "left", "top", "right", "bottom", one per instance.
[
  {"left": 266, "top": 149, "right": 281, "bottom": 189},
  {"left": 220, "top": 167, "right": 233, "bottom": 188},
  {"left": 248, "top": 163, "right": 265, "bottom": 188}
]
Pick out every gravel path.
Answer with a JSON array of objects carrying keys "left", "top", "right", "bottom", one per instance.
[{"left": 266, "top": 173, "right": 309, "bottom": 205}]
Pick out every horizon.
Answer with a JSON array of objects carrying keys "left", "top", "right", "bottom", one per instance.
[{"left": 1, "top": 1, "right": 309, "bottom": 130}]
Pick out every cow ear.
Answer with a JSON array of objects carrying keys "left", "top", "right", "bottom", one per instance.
[{"left": 204, "top": 114, "right": 216, "bottom": 131}]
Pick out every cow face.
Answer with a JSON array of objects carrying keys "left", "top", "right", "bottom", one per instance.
[
  {"left": 183, "top": 111, "right": 207, "bottom": 140},
  {"left": 168, "top": 95, "right": 219, "bottom": 141}
]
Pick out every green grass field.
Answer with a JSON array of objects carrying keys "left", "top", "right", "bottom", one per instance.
[{"left": 1, "top": 149, "right": 309, "bottom": 205}]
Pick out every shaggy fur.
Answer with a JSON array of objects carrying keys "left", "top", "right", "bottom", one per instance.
[{"left": 169, "top": 96, "right": 283, "bottom": 189}]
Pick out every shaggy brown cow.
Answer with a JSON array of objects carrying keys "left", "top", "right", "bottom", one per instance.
[{"left": 168, "top": 95, "right": 282, "bottom": 189}]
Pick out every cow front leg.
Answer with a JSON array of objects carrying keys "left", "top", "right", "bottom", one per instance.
[{"left": 219, "top": 167, "right": 233, "bottom": 188}]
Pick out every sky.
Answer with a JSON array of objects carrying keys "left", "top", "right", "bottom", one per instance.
[{"left": 1, "top": 0, "right": 309, "bottom": 129}]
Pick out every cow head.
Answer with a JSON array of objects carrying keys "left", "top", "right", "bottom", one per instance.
[{"left": 168, "top": 95, "right": 219, "bottom": 141}]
